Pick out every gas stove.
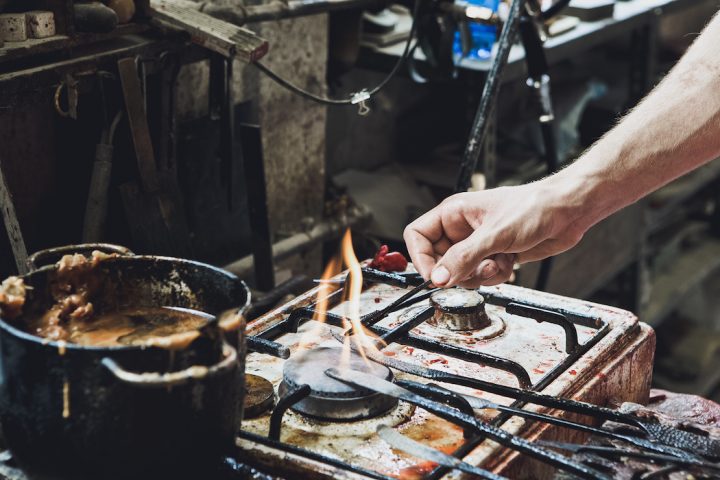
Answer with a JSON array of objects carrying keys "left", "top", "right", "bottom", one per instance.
[{"left": 237, "top": 266, "right": 655, "bottom": 479}]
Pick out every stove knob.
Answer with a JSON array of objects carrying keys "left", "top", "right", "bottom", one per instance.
[{"left": 429, "top": 289, "right": 490, "bottom": 331}]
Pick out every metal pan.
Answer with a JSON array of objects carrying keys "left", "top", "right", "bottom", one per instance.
[{"left": 0, "top": 244, "right": 250, "bottom": 479}]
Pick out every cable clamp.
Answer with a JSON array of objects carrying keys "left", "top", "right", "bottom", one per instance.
[{"left": 351, "top": 89, "right": 371, "bottom": 116}]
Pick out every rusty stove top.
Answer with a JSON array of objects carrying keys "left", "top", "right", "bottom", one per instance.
[{"left": 236, "top": 266, "right": 655, "bottom": 480}]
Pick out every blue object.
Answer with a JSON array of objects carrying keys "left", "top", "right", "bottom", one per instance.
[{"left": 453, "top": 0, "right": 499, "bottom": 61}]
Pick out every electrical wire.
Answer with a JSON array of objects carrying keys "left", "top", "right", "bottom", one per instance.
[{"left": 253, "top": 0, "right": 422, "bottom": 107}]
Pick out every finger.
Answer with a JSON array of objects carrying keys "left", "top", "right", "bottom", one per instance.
[
  {"left": 458, "top": 259, "right": 499, "bottom": 289},
  {"left": 404, "top": 210, "right": 444, "bottom": 279},
  {"left": 433, "top": 229, "right": 505, "bottom": 287},
  {"left": 457, "top": 254, "right": 515, "bottom": 288},
  {"left": 432, "top": 236, "right": 453, "bottom": 256},
  {"left": 481, "top": 268, "right": 514, "bottom": 286}
]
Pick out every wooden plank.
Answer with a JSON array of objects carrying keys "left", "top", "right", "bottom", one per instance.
[
  {"left": 149, "top": 0, "right": 268, "bottom": 62},
  {"left": 0, "top": 161, "right": 28, "bottom": 274}
]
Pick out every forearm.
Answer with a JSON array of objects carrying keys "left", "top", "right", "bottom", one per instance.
[{"left": 548, "top": 13, "right": 720, "bottom": 233}]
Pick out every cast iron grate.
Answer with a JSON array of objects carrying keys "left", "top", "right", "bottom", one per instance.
[{"left": 244, "top": 267, "right": 611, "bottom": 480}]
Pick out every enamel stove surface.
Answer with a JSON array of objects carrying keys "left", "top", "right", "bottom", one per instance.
[{"left": 239, "top": 265, "right": 655, "bottom": 480}]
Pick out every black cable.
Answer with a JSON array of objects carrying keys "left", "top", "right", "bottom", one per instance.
[{"left": 253, "top": 0, "right": 421, "bottom": 107}]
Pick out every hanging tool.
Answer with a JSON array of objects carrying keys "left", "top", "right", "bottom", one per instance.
[
  {"left": 83, "top": 73, "right": 123, "bottom": 243},
  {"left": 117, "top": 56, "right": 191, "bottom": 255}
]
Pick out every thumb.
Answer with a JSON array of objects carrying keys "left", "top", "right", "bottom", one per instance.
[{"left": 431, "top": 229, "right": 498, "bottom": 287}]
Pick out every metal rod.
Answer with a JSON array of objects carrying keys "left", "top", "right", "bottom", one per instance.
[
  {"left": 223, "top": 207, "right": 371, "bottom": 279},
  {"left": 362, "top": 279, "right": 432, "bottom": 326},
  {"left": 455, "top": 0, "right": 524, "bottom": 192},
  {"left": 237, "top": 430, "right": 397, "bottom": 480},
  {"left": 327, "top": 368, "right": 611, "bottom": 480},
  {"left": 458, "top": 390, "right": 707, "bottom": 461},
  {"left": 506, "top": 302, "right": 578, "bottom": 353},
  {"left": 377, "top": 426, "right": 508, "bottom": 480},
  {"left": 268, "top": 384, "right": 311, "bottom": 440},
  {"left": 246, "top": 336, "right": 290, "bottom": 359}
]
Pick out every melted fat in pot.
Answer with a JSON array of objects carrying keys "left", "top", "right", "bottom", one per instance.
[{"left": 28, "top": 307, "right": 210, "bottom": 347}]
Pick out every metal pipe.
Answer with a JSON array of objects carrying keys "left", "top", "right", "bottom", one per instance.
[
  {"left": 455, "top": 0, "right": 524, "bottom": 192},
  {"left": 223, "top": 206, "right": 371, "bottom": 279},
  {"left": 193, "top": 0, "right": 387, "bottom": 26}
]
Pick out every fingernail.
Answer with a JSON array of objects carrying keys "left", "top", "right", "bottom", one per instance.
[
  {"left": 431, "top": 266, "right": 450, "bottom": 285},
  {"left": 480, "top": 262, "right": 499, "bottom": 280}
]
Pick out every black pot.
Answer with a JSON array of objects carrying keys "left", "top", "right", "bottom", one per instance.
[{"left": 0, "top": 244, "right": 250, "bottom": 479}]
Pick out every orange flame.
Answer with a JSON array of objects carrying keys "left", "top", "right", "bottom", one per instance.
[
  {"left": 298, "top": 229, "right": 385, "bottom": 367},
  {"left": 298, "top": 254, "right": 342, "bottom": 351},
  {"left": 339, "top": 229, "right": 385, "bottom": 367}
]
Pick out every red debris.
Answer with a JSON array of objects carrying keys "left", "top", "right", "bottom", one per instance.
[
  {"left": 569, "top": 370, "right": 577, "bottom": 375},
  {"left": 369, "top": 245, "right": 408, "bottom": 272},
  {"left": 428, "top": 358, "right": 448, "bottom": 365},
  {"left": 374, "top": 297, "right": 381, "bottom": 303},
  {"left": 533, "top": 368, "right": 545, "bottom": 374}
]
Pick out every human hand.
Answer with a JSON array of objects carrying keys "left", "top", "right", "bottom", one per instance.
[{"left": 403, "top": 179, "right": 588, "bottom": 288}]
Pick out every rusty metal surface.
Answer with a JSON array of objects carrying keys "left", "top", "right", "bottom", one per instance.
[
  {"left": 239, "top": 266, "right": 653, "bottom": 479},
  {"left": 244, "top": 373, "right": 275, "bottom": 418}
]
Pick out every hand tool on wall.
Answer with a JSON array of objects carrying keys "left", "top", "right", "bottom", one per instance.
[
  {"left": 117, "top": 56, "right": 191, "bottom": 255},
  {"left": 82, "top": 73, "right": 123, "bottom": 243}
]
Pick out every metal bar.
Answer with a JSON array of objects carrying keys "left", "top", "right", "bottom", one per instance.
[
  {"left": 396, "top": 380, "right": 477, "bottom": 438},
  {"left": 459, "top": 391, "right": 705, "bottom": 461},
  {"left": 268, "top": 384, "right": 311, "bottom": 440},
  {"left": 377, "top": 426, "right": 508, "bottom": 480},
  {"left": 506, "top": 302, "right": 579, "bottom": 353},
  {"left": 327, "top": 368, "right": 610, "bottom": 480},
  {"left": 361, "top": 268, "right": 425, "bottom": 288},
  {"left": 361, "top": 279, "right": 432, "bottom": 326},
  {"left": 379, "top": 306, "right": 434, "bottom": 344},
  {"left": 223, "top": 207, "right": 371, "bottom": 279},
  {"left": 246, "top": 336, "right": 290, "bottom": 359},
  {"left": 237, "top": 431, "right": 397, "bottom": 480},
  {"left": 536, "top": 441, "right": 718, "bottom": 469},
  {"left": 455, "top": 0, "right": 523, "bottom": 192},
  {"left": 313, "top": 308, "right": 534, "bottom": 388}
]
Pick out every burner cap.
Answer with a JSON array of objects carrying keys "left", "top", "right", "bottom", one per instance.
[
  {"left": 243, "top": 374, "right": 275, "bottom": 418},
  {"left": 279, "top": 347, "right": 397, "bottom": 421},
  {"left": 429, "top": 289, "right": 490, "bottom": 331}
]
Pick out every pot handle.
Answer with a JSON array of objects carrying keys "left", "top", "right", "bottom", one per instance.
[
  {"left": 27, "top": 243, "right": 134, "bottom": 271},
  {"left": 101, "top": 342, "right": 238, "bottom": 388}
]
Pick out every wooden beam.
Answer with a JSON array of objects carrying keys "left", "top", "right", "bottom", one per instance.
[{"left": 149, "top": 0, "right": 269, "bottom": 62}]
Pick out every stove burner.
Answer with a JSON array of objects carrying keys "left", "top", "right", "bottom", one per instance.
[
  {"left": 429, "top": 289, "right": 490, "bottom": 331},
  {"left": 279, "top": 347, "right": 397, "bottom": 421},
  {"left": 244, "top": 374, "right": 275, "bottom": 418}
]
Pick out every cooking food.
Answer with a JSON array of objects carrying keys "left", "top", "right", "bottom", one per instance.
[
  {"left": 0, "top": 244, "right": 250, "bottom": 478},
  {"left": 1, "top": 251, "right": 212, "bottom": 347},
  {"left": 27, "top": 306, "right": 211, "bottom": 347},
  {"left": 0, "top": 276, "right": 26, "bottom": 319}
]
